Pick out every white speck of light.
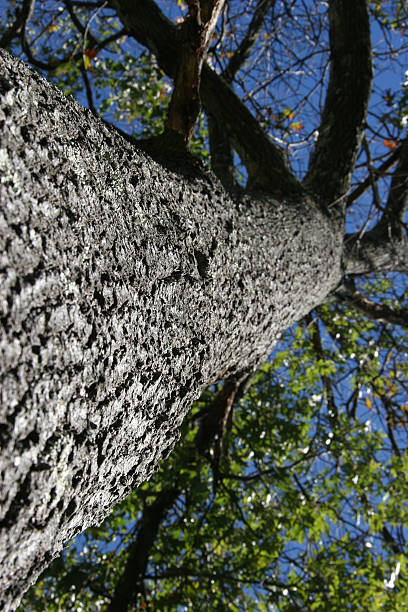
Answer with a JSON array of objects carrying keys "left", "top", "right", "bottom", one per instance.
[{"left": 384, "top": 562, "right": 401, "bottom": 589}]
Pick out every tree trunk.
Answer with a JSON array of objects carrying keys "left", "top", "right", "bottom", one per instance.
[{"left": 0, "top": 49, "right": 342, "bottom": 610}]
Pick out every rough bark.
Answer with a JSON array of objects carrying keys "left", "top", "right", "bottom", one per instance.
[{"left": 0, "top": 50, "right": 343, "bottom": 610}]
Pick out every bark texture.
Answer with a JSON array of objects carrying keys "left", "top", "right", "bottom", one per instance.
[{"left": 0, "top": 50, "right": 342, "bottom": 610}]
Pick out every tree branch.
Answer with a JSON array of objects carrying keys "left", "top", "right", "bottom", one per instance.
[
  {"left": 333, "top": 286, "right": 408, "bottom": 328},
  {"left": 223, "top": 0, "right": 275, "bottom": 82},
  {"left": 305, "top": 313, "right": 338, "bottom": 421},
  {"left": 106, "top": 486, "right": 181, "bottom": 611},
  {"left": 208, "top": 0, "right": 275, "bottom": 190},
  {"left": 19, "top": 18, "right": 127, "bottom": 72},
  {"left": 111, "top": 0, "right": 302, "bottom": 194},
  {"left": 303, "top": 0, "right": 372, "bottom": 205},
  {"left": 372, "top": 138, "right": 408, "bottom": 238},
  {"left": 342, "top": 232, "right": 408, "bottom": 276},
  {"left": 164, "top": 0, "right": 226, "bottom": 146},
  {"left": 0, "top": 0, "right": 35, "bottom": 49},
  {"left": 80, "top": 64, "right": 97, "bottom": 115},
  {"left": 343, "top": 140, "right": 408, "bottom": 276},
  {"left": 346, "top": 146, "right": 401, "bottom": 208}
]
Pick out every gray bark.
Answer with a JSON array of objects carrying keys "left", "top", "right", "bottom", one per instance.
[{"left": 0, "top": 49, "right": 343, "bottom": 610}]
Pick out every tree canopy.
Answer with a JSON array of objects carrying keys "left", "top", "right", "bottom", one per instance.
[{"left": 0, "top": 0, "right": 408, "bottom": 610}]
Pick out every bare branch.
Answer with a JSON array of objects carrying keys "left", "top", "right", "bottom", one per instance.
[
  {"left": 305, "top": 313, "right": 338, "bottom": 421},
  {"left": 80, "top": 64, "right": 97, "bottom": 115},
  {"left": 223, "top": 0, "right": 275, "bottom": 83},
  {"left": 362, "top": 136, "right": 382, "bottom": 211},
  {"left": 373, "top": 138, "right": 408, "bottom": 238},
  {"left": 346, "top": 146, "right": 401, "bottom": 208},
  {"left": 63, "top": 0, "right": 92, "bottom": 38},
  {"left": 334, "top": 286, "right": 408, "bottom": 328},
  {"left": 208, "top": 0, "right": 275, "bottom": 190},
  {"left": 18, "top": 14, "right": 126, "bottom": 72},
  {"left": 303, "top": 0, "right": 372, "bottom": 205},
  {"left": 0, "top": 0, "right": 35, "bottom": 49},
  {"left": 343, "top": 139, "right": 408, "bottom": 276}
]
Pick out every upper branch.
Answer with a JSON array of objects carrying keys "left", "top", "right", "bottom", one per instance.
[
  {"left": 165, "top": 0, "right": 226, "bottom": 146},
  {"left": 303, "top": 0, "right": 372, "bottom": 206},
  {"left": 0, "top": 0, "right": 34, "bottom": 48},
  {"left": 208, "top": 0, "right": 275, "bottom": 189},
  {"left": 373, "top": 138, "right": 408, "bottom": 238},
  {"left": 223, "top": 0, "right": 275, "bottom": 83},
  {"left": 343, "top": 139, "right": 408, "bottom": 276},
  {"left": 346, "top": 146, "right": 401, "bottom": 209},
  {"left": 111, "top": 0, "right": 302, "bottom": 194}
]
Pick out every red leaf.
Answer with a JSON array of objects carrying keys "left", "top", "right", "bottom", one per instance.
[{"left": 383, "top": 139, "right": 397, "bottom": 151}]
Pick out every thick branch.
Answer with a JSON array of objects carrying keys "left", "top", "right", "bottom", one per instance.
[
  {"left": 106, "top": 486, "right": 180, "bottom": 611},
  {"left": 111, "top": 0, "right": 301, "bottom": 194},
  {"left": 342, "top": 231, "right": 408, "bottom": 276},
  {"left": 303, "top": 0, "right": 372, "bottom": 204}
]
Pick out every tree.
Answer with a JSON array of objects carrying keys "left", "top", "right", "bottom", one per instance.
[{"left": 0, "top": 0, "right": 407, "bottom": 609}]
